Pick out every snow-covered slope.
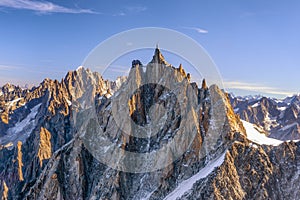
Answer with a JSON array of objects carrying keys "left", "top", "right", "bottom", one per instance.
[
  {"left": 242, "top": 120, "right": 283, "bottom": 146},
  {"left": 164, "top": 152, "right": 227, "bottom": 200},
  {"left": 0, "top": 103, "right": 41, "bottom": 146}
]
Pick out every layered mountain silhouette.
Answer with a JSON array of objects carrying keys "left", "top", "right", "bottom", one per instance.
[
  {"left": 230, "top": 94, "right": 300, "bottom": 140},
  {"left": 0, "top": 48, "right": 300, "bottom": 199}
]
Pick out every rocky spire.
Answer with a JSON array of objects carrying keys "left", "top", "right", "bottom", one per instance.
[
  {"left": 132, "top": 60, "right": 142, "bottom": 68},
  {"left": 178, "top": 63, "right": 183, "bottom": 72},
  {"left": 187, "top": 73, "right": 191, "bottom": 82},
  {"left": 150, "top": 45, "right": 170, "bottom": 66},
  {"left": 178, "top": 63, "right": 186, "bottom": 76},
  {"left": 202, "top": 79, "right": 208, "bottom": 89}
]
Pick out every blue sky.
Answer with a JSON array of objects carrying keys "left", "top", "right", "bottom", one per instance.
[{"left": 0, "top": 0, "right": 299, "bottom": 98}]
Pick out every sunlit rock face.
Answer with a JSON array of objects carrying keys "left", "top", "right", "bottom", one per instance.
[{"left": 1, "top": 48, "right": 300, "bottom": 200}]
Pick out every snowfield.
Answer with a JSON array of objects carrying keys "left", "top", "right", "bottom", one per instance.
[
  {"left": 242, "top": 120, "right": 283, "bottom": 146},
  {"left": 7, "top": 97, "right": 23, "bottom": 108},
  {"left": 0, "top": 103, "right": 41, "bottom": 146},
  {"left": 163, "top": 152, "right": 227, "bottom": 200}
]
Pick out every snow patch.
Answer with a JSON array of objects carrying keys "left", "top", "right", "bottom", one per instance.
[
  {"left": 105, "top": 93, "right": 112, "bottom": 98},
  {"left": 237, "top": 95, "right": 262, "bottom": 103},
  {"left": 249, "top": 143, "right": 258, "bottom": 149},
  {"left": 234, "top": 108, "right": 239, "bottom": 113},
  {"left": 3, "top": 142, "right": 13, "bottom": 149},
  {"left": 115, "top": 77, "right": 123, "bottom": 89},
  {"left": 274, "top": 99, "right": 283, "bottom": 104},
  {"left": 65, "top": 98, "right": 72, "bottom": 106},
  {"left": 0, "top": 103, "right": 41, "bottom": 145},
  {"left": 278, "top": 106, "right": 287, "bottom": 111},
  {"left": 264, "top": 113, "right": 278, "bottom": 131},
  {"left": 242, "top": 120, "right": 283, "bottom": 146},
  {"left": 76, "top": 66, "right": 84, "bottom": 71},
  {"left": 142, "top": 66, "right": 147, "bottom": 73},
  {"left": 11, "top": 104, "right": 41, "bottom": 133},
  {"left": 164, "top": 152, "right": 226, "bottom": 200},
  {"left": 279, "top": 122, "right": 298, "bottom": 131},
  {"left": 251, "top": 102, "right": 260, "bottom": 108},
  {"left": 6, "top": 98, "right": 23, "bottom": 108}
]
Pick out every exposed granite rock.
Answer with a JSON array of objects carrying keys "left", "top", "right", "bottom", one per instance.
[
  {"left": 1, "top": 181, "right": 8, "bottom": 200},
  {"left": 37, "top": 127, "right": 52, "bottom": 167},
  {"left": 17, "top": 141, "right": 24, "bottom": 181},
  {"left": 150, "top": 47, "right": 170, "bottom": 66},
  {"left": 0, "top": 48, "right": 299, "bottom": 200},
  {"left": 201, "top": 79, "right": 207, "bottom": 90}
]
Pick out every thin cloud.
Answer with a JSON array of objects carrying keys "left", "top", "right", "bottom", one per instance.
[
  {"left": 0, "top": 65, "right": 21, "bottom": 71},
  {"left": 0, "top": 0, "right": 97, "bottom": 14},
  {"left": 224, "top": 81, "right": 296, "bottom": 96},
  {"left": 182, "top": 26, "right": 208, "bottom": 34},
  {"left": 113, "top": 6, "right": 147, "bottom": 16},
  {"left": 0, "top": 64, "right": 66, "bottom": 75},
  {"left": 125, "top": 6, "right": 147, "bottom": 13},
  {"left": 113, "top": 12, "right": 126, "bottom": 17}
]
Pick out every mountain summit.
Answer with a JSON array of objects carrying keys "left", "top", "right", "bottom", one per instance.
[
  {"left": 150, "top": 45, "right": 170, "bottom": 66},
  {"left": 1, "top": 48, "right": 300, "bottom": 199}
]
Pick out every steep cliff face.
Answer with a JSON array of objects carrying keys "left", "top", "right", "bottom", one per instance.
[
  {"left": 0, "top": 48, "right": 299, "bottom": 200},
  {"left": 0, "top": 67, "right": 125, "bottom": 199}
]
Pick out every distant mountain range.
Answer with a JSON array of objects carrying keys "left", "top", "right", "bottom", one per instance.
[
  {"left": 230, "top": 94, "right": 300, "bottom": 140},
  {"left": 1, "top": 48, "right": 300, "bottom": 199}
]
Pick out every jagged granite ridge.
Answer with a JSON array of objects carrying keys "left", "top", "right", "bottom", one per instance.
[{"left": 0, "top": 48, "right": 299, "bottom": 200}]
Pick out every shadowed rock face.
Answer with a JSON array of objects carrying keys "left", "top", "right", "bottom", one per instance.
[{"left": 1, "top": 49, "right": 300, "bottom": 200}]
